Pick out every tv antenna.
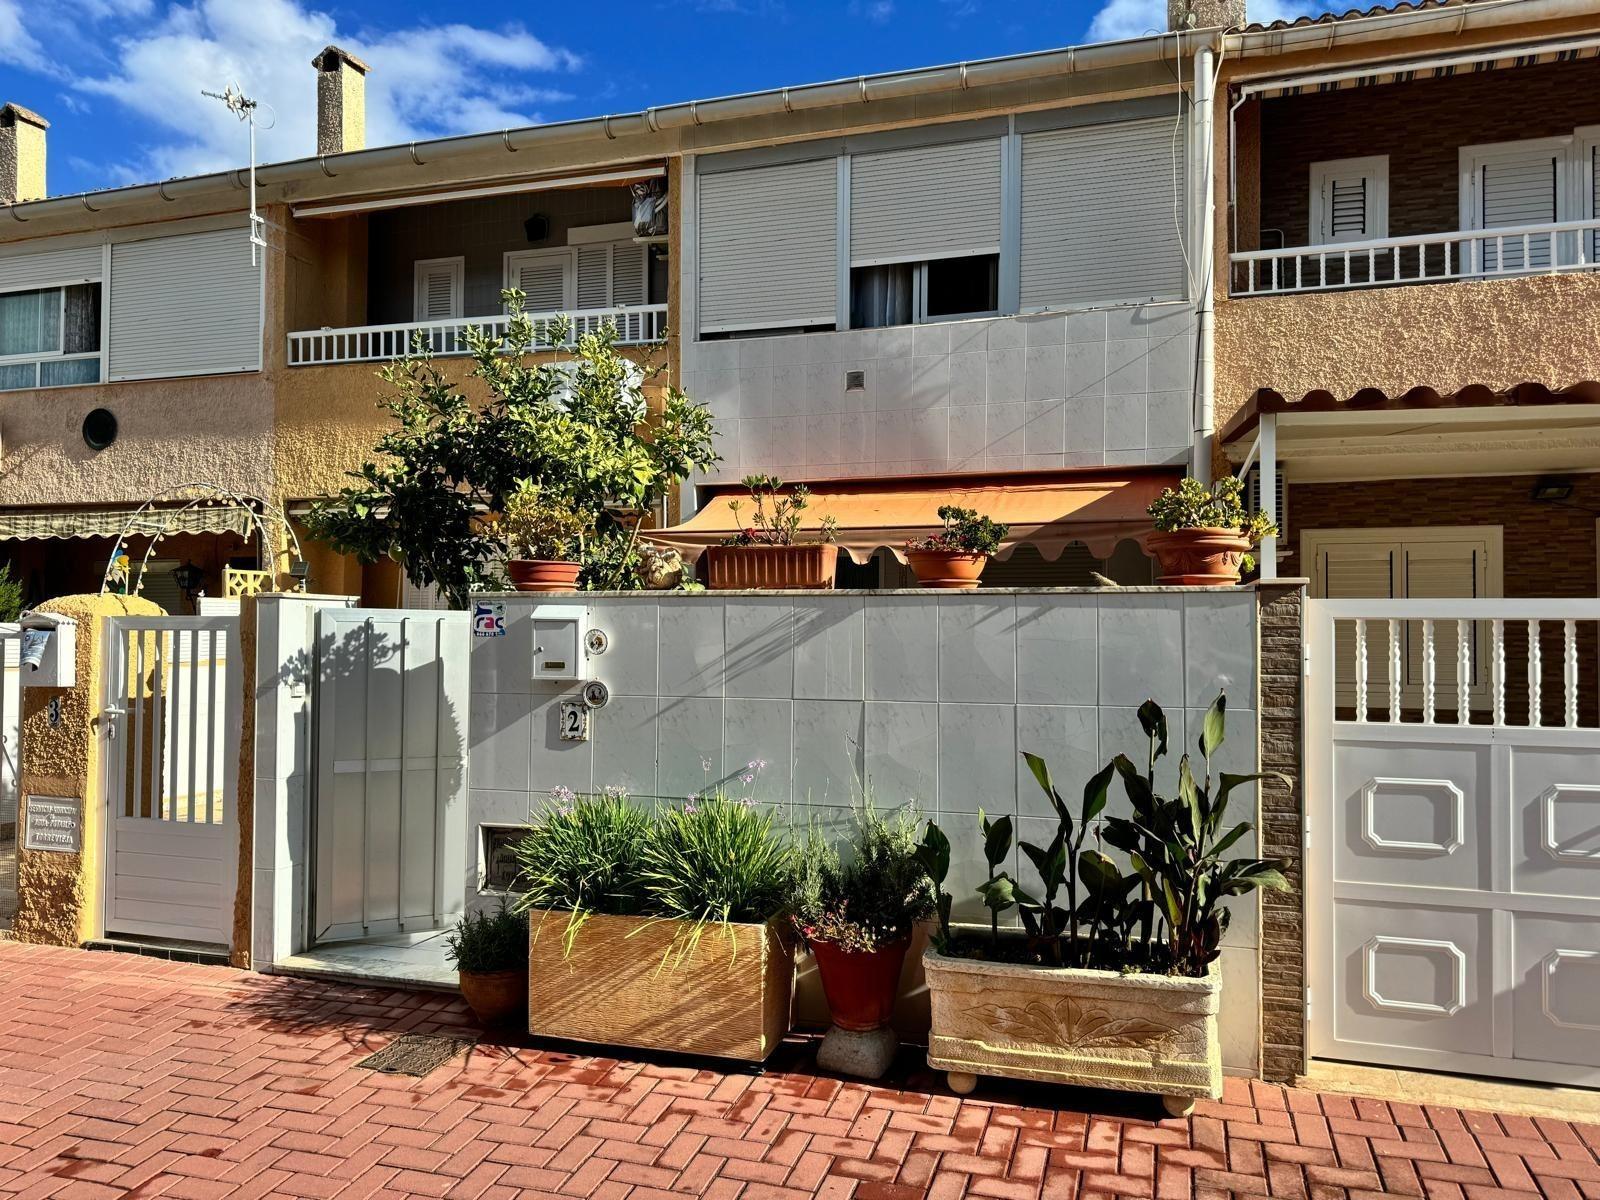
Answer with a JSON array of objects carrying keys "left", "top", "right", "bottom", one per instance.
[{"left": 202, "top": 83, "right": 268, "bottom": 266}]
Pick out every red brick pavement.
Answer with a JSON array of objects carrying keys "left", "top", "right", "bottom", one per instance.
[{"left": 1, "top": 942, "right": 1597, "bottom": 1200}]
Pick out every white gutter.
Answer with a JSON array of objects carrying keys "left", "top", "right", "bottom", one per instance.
[
  {"left": 1192, "top": 44, "right": 1217, "bottom": 486},
  {"left": 2, "top": 33, "right": 1193, "bottom": 229}
]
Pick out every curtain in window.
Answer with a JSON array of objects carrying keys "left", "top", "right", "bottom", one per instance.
[
  {"left": 63, "top": 284, "right": 100, "bottom": 354},
  {"left": 0, "top": 288, "right": 60, "bottom": 357},
  {"left": 850, "top": 263, "right": 913, "bottom": 329}
]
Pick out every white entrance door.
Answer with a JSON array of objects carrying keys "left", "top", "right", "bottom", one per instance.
[
  {"left": 103, "top": 615, "right": 241, "bottom": 946},
  {"left": 1307, "top": 599, "right": 1600, "bottom": 1086},
  {"left": 313, "top": 608, "right": 469, "bottom": 943}
]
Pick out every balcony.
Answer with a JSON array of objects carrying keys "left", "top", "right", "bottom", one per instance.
[
  {"left": 286, "top": 305, "right": 668, "bottom": 367},
  {"left": 1229, "top": 219, "right": 1600, "bottom": 298}
]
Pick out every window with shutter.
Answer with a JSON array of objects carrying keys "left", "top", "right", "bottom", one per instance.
[
  {"left": 611, "top": 243, "right": 648, "bottom": 307},
  {"left": 505, "top": 250, "right": 573, "bottom": 312},
  {"left": 575, "top": 245, "right": 609, "bottom": 310},
  {"left": 1460, "top": 138, "right": 1567, "bottom": 272},
  {"left": 413, "top": 257, "right": 464, "bottom": 321},
  {"left": 1309, "top": 157, "right": 1388, "bottom": 244},
  {"left": 850, "top": 138, "right": 1001, "bottom": 267}
]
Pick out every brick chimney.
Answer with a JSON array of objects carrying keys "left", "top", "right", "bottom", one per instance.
[
  {"left": 0, "top": 103, "right": 47, "bottom": 205},
  {"left": 1167, "top": 0, "right": 1246, "bottom": 29},
  {"left": 312, "top": 46, "right": 368, "bottom": 155}
]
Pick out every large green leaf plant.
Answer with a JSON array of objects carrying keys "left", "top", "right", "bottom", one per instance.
[{"left": 308, "top": 290, "right": 719, "bottom": 605}]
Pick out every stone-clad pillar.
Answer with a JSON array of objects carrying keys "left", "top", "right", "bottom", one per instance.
[{"left": 1257, "top": 579, "right": 1308, "bottom": 1083}]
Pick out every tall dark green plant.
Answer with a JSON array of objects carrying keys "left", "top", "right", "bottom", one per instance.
[{"left": 0, "top": 562, "right": 22, "bottom": 623}]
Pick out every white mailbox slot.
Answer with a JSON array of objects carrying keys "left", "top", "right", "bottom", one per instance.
[
  {"left": 14, "top": 612, "right": 77, "bottom": 689},
  {"left": 531, "top": 605, "right": 588, "bottom": 683}
]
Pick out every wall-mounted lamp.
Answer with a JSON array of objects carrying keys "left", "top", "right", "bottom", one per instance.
[
  {"left": 1531, "top": 476, "right": 1576, "bottom": 503},
  {"left": 524, "top": 214, "right": 550, "bottom": 243},
  {"left": 171, "top": 560, "right": 204, "bottom": 603}
]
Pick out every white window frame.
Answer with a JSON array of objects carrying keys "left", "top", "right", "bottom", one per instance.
[
  {"left": 1458, "top": 136, "right": 1574, "bottom": 232},
  {"left": 0, "top": 281, "right": 103, "bottom": 393},
  {"left": 913, "top": 253, "right": 1002, "bottom": 325},
  {"left": 412, "top": 256, "right": 464, "bottom": 321},
  {"left": 1309, "top": 156, "right": 1389, "bottom": 244},
  {"left": 503, "top": 240, "right": 645, "bottom": 312},
  {"left": 502, "top": 248, "right": 576, "bottom": 312}
]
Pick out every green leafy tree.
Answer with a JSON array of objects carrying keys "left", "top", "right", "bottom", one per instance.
[
  {"left": 0, "top": 562, "right": 22, "bottom": 622},
  {"left": 307, "top": 292, "right": 719, "bottom": 606}
]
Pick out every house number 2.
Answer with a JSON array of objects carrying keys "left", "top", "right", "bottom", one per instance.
[{"left": 558, "top": 700, "right": 590, "bottom": 742}]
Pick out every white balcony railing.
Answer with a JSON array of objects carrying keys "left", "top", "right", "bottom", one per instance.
[
  {"left": 1230, "top": 218, "right": 1600, "bottom": 297},
  {"left": 286, "top": 304, "right": 668, "bottom": 366}
]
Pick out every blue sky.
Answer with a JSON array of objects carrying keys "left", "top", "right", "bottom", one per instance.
[{"left": 0, "top": 0, "right": 1309, "bottom": 199}]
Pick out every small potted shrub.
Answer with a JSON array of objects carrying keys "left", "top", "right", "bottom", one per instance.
[
  {"left": 445, "top": 900, "right": 530, "bottom": 1027},
  {"left": 920, "top": 693, "right": 1287, "bottom": 1114},
  {"left": 1146, "top": 476, "right": 1276, "bottom": 587},
  {"left": 704, "top": 474, "right": 840, "bottom": 590},
  {"left": 791, "top": 806, "right": 935, "bottom": 1079},
  {"left": 904, "top": 505, "right": 1009, "bottom": 589},
  {"left": 502, "top": 480, "right": 587, "bottom": 592},
  {"left": 514, "top": 786, "right": 797, "bottom": 1062}
]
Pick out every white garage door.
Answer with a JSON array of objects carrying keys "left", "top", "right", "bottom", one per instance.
[{"left": 1307, "top": 599, "right": 1600, "bottom": 1086}]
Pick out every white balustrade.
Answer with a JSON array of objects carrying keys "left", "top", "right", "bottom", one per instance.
[
  {"left": 287, "top": 304, "right": 668, "bottom": 366},
  {"left": 1230, "top": 217, "right": 1600, "bottom": 297}
]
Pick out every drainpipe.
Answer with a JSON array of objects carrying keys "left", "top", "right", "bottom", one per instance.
[{"left": 1192, "top": 42, "right": 1217, "bottom": 486}]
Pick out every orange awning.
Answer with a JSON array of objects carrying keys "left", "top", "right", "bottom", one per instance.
[{"left": 647, "top": 469, "right": 1178, "bottom": 565}]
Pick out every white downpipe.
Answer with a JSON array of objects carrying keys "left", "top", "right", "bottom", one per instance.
[{"left": 1192, "top": 44, "right": 1216, "bottom": 486}]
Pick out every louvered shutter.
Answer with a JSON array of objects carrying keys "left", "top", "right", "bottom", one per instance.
[
  {"left": 1020, "top": 117, "right": 1186, "bottom": 309},
  {"left": 506, "top": 251, "right": 572, "bottom": 313},
  {"left": 413, "top": 258, "right": 462, "bottom": 321},
  {"left": 575, "top": 245, "right": 609, "bottom": 309},
  {"left": 850, "top": 137, "right": 1001, "bottom": 266},
  {"left": 401, "top": 578, "right": 453, "bottom": 611},
  {"left": 108, "top": 227, "right": 262, "bottom": 381},
  {"left": 611, "top": 242, "right": 647, "bottom": 306},
  {"left": 1591, "top": 143, "right": 1600, "bottom": 261},
  {"left": 1468, "top": 143, "right": 1560, "bottom": 271},
  {"left": 1244, "top": 466, "right": 1288, "bottom": 543},
  {"left": 1401, "top": 539, "right": 1486, "bottom": 702},
  {"left": 698, "top": 157, "right": 837, "bottom": 333},
  {"left": 1316, "top": 539, "right": 1398, "bottom": 708},
  {"left": 1311, "top": 157, "right": 1387, "bottom": 244}
]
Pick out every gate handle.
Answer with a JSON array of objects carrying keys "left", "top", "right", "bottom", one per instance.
[{"left": 102, "top": 705, "right": 127, "bottom": 738}]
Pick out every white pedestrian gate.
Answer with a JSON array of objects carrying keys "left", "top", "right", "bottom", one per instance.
[
  {"left": 102, "top": 615, "right": 242, "bottom": 946},
  {"left": 1307, "top": 599, "right": 1600, "bottom": 1086},
  {"left": 313, "top": 608, "right": 469, "bottom": 943}
]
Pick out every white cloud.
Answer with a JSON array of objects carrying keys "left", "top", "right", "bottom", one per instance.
[
  {"left": 16, "top": 0, "right": 583, "bottom": 184},
  {"left": 0, "top": 0, "right": 49, "bottom": 73},
  {"left": 849, "top": 0, "right": 895, "bottom": 22},
  {"left": 1087, "top": 0, "right": 1319, "bottom": 40}
]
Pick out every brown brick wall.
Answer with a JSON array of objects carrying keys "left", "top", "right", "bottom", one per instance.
[
  {"left": 1257, "top": 59, "right": 1600, "bottom": 248},
  {"left": 1257, "top": 582, "right": 1306, "bottom": 1084},
  {"left": 1291, "top": 473, "right": 1600, "bottom": 725}
]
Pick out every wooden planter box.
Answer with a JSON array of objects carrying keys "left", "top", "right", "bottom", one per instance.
[
  {"left": 527, "top": 909, "right": 795, "bottom": 1061},
  {"left": 924, "top": 946, "right": 1222, "bottom": 1115},
  {"left": 704, "top": 544, "right": 838, "bottom": 590}
]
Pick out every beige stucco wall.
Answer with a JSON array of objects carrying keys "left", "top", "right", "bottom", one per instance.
[
  {"left": 1213, "top": 273, "right": 1600, "bottom": 432},
  {"left": 10, "top": 592, "right": 164, "bottom": 947}
]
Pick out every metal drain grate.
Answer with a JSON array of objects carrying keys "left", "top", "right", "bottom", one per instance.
[{"left": 356, "top": 1033, "right": 476, "bottom": 1077}]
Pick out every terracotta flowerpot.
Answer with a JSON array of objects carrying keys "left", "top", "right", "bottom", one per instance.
[
  {"left": 905, "top": 549, "right": 989, "bottom": 589},
  {"left": 527, "top": 910, "right": 795, "bottom": 1062},
  {"left": 809, "top": 935, "right": 912, "bottom": 1031},
  {"left": 507, "top": 558, "right": 582, "bottom": 592},
  {"left": 458, "top": 968, "right": 528, "bottom": 1027},
  {"left": 924, "top": 945, "right": 1222, "bottom": 1115},
  {"left": 1146, "top": 529, "right": 1252, "bottom": 587},
  {"left": 704, "top": 544, "right": 838, "bottom": 591}
]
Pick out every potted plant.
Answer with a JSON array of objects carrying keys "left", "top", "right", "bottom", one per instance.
[
  {"left": 704, "top": 474, "right": 840, "bottom": 590},
  {"left": 513, "top": 786, "right": 797, "bottom": 1062},
  {"left": 1145, "top": 476, "right": 1277, "bottom": 587},
  {"left": 919, "top": 693, "right": 1287, "bottom": 1115},
  {"left": 444, "top": 900, "right": 530, "bottom": 1027},
  {"left": 502, "top": 480, "right": 587, "bottom": 592},
  {"left": 791, "top": 806, "right": 935, "bottom": 1079},
  {"left": 904, "top": 506, "right": 1009, "bottom": 589}
]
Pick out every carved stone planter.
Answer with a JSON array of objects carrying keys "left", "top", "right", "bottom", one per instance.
[
  {"left": 527, "top": 909, "right": 795, "bottom": 1062},
  {"left": 923, "top": 947, "right": 1222, "bottom": 1115},
  {"left": 1146, "top": 528, "right": 1251, "bottom": 587}
]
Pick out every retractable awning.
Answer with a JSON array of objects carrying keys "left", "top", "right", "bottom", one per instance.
[
  {"left": 647, "top": 469, "right": 1178, "bottom": 565},
  {"left": 0, "top": 505, "right": 258, "bottom": 541}
]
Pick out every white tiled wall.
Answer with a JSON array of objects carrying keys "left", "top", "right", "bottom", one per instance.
[
  {"left": 466, "top": 587, "right": 1262, "bottom": 1072},
  {"left": 681, "top": 303, "right": 1195, "bottom": 483}
]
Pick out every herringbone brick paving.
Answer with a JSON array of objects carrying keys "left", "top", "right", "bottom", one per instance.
[{"left": 2, "top": 942, "right": 1597, "bottom": 1200}]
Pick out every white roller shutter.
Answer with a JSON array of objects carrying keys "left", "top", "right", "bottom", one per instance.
[
  {"left": 0, "top": 243, "right": 100, "bottom": 292},
  {"left": 698, "top": 158, "right": 837, "bottom": 334},
  {"left": 850, "top": 138, "right": 1001, "bottom": 267},
  {"left": 1020, "top": 116, "right": 1187, "bottom": 309},
  {"left": 108, "top": 228, "right": 261, "bottom": 381}
]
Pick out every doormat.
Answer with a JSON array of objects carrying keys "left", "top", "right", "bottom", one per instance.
[{"left": 356, "top": 1033, "right": 476, "bottom": 1077}]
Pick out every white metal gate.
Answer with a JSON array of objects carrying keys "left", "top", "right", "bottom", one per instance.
[
  {"left": 1307, "top": 599, "right": 1600, "bottom": 1086},
  {"left": 313, "top": 608, "right": 469, "bottom": 943},
  {"left": 103, "top": 615, "right": 241, "bottom": 946},
  {"left": 0, "top": 632, "right": 20, "bottom": 928}
]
